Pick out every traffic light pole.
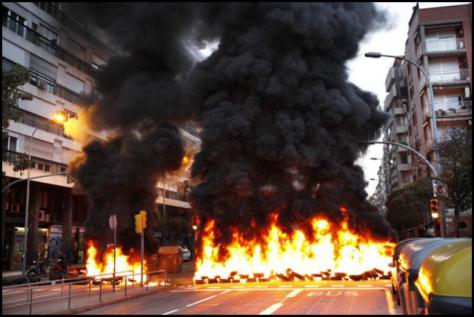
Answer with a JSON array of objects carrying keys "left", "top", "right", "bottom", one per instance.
[
  {"left": 361, "top": 140, "right": 447, "bottom": 237},
  {"left": 140, "top": 232, "right": 144, "bottom": 287}
]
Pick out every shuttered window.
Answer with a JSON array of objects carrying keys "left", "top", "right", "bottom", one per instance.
[
  {"left": 29, "top": 54, "right": 57, "bottom": 80},
  {"left": 63, "top": 72, "right": 84, "bottom": 94}
]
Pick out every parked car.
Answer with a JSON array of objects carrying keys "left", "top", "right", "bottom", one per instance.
[{"left": 179, "top": 245, "right": 192, "bottom": 262}]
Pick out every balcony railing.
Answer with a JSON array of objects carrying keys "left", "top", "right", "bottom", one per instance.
[
  {"left": 3, "top": 150, "right": 68, "bottom": 174},
  {"left": 434, "top": 101, "right": 472, "bottom": 117},
  {"left": 430, "top": 69, "right": 470, "bottom": 83},
  {"left": 3, "top": 15, "right": 95, "bottom": 77},
  {"left": 425, "top": 38, "right": 465, "bottom": 53}
]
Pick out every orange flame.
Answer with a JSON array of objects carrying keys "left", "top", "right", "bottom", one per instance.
[
  {"left": 194, "top": 210, "right": 395, "bottom": 282},
  {"left": 86, "top": 241, "right": 147, "bottom": 284}
]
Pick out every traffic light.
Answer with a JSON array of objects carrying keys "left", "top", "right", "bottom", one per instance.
[
  {"left": 430, "top": 198, "right": 439, "bottom": 219},
  {"left": 139, "top": 210, "right": 147, "bottom": 230},
  {"left": 135, "top": 214, "right": 143, "bottom": 234}
]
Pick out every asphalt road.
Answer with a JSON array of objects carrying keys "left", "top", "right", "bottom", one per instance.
[{"left": 81, "top": 280, "right": 401, "bottom": 315}]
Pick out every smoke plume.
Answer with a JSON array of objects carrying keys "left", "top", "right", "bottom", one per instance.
[{"left": 65, "top": 3, "right": 396, "bottom": 255}]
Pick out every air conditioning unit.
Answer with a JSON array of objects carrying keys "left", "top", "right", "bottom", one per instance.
[
  {"left": 37, "top": 79, "right": 46, "bottom": 90},
  {"left": 11, "top": 204, "right": 20, "bottom": 213}
]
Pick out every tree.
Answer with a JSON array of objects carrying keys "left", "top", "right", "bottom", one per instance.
[
  {"left": 2, "top": 64, "right": 31, "bottom": 176},
  {"left": 385, "top": 177, "right": 433, "bottom": 238},
  {"left": 438, "top": 126, "right": 472, "bottom": 237}
]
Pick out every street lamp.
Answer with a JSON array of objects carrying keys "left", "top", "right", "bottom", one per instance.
[
  {"left": 22, "top": 111, "right": 67, "bottom": 274},
  {"left": 364, "top": 52, "right": 440, "bottom": 174},
  {"left": 364, "top": 52, "right": 446, "bottom": 237}
]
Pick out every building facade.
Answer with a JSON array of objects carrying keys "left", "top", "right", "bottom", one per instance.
[
  {"left": 2, "top": 2, "right": 199, "bottom": 271},
  {"left": 380, "top": 3, "right": 472, "bottom": 236}
]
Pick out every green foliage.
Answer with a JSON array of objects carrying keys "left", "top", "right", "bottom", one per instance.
[
  {"left": 2, "top": 65, "right": 31, "bottom": 179},
  {"left": 438, "top": 127, "right": 472, "bottom": 236},
  {"left": 385, "top": 177, "right": 432, "bottom": 235},
  {"left": 2, "top": 64, "right": 30, "bottom": 129}
]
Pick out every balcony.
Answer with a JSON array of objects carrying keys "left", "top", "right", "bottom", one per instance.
[
  {"left": 425, "top": 38, "right": 466, "bottom": 54},
  {"left": 393, "top": 106, "right": 406, "bottom": 115},
  {"left": 3, "top": 150, "right": 68, "bottom": 174},
  {"left": 399, "top": 163, "right": 411, "bottom": 172},
  {"left": 395, "top": 125, "right": 408, "bottom": 134},
  {"left": 3, "top": 15, "right": 95, "bottom": 77},
  {"left": 430, "top": 69, "right": 470, "bottom": 85},
  {"left": 435, "top": 101, "right": 472, "bottom": 118}
]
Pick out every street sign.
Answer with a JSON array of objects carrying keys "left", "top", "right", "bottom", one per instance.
[
  {"left": 109, "top": 214, "right": 117, "bottom": 230},
  {"left": 432, "top": 179, "right": 447, "bottom": 198}
]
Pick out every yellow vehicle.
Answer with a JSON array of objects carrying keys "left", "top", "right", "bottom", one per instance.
[
  {"left": 398, "top": 238, "right": 468, "bottom": 315},
  {"left": 415, "top": 239, "right": 471, "bottom": 315}
]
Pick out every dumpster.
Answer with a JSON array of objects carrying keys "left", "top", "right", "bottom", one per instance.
[
  {"left": 157, "top": 246, "right": 183, "bottom": 273},
  {"left": 391, "top": 238, "right": 425, "bottom": 299},
  {"left": 415, "top": 240, "right": 471, "bottom": 315},
  {"left": 398, "top": 238, "right": 468, "bottom": 314}
]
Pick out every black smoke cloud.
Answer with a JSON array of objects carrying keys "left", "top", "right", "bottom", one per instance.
[{"left": 65, "top": 3, "right": 396, "bottom": 255}]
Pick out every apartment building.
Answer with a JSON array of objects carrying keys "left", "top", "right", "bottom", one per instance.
[
  {"left": 380, "top": 3, "right": 472, "bottom": 236},
  {"left": 404, "top": 3, "right": 471, "bottom": 180},
  {"left": 2, "top": 2, "right": 200, "bottom": 270}
]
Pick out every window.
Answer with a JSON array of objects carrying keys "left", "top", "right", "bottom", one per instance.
[
  {"left": 429, "top": 57, "right": 461, "bottom": 82},
  {"left": 63, "top": 72, "right": 85, "bottom": 94},
  {"left": 399, "top": 152, "right": 408, "bottom": 164},
  {"left": 30, "top": 54, "right": 57, "bottom": 80},
  {"left": 2, "top": 6, "right": 27, "bottom": 37},
  {"left": 426, "top": 30, "right": 456, "bottom": 52}
]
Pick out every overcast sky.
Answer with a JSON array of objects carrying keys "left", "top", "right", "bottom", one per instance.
[{"left": 350, "top": 2, "right": 469, "bottom": 196}]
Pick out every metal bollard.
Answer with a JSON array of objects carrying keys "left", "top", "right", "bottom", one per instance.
[
  {"left": 29, "top": 287, "right": 33, "bottom": 315},
  {"left": 68, "top": 284, "right": 72, "bottom": 311},
  {"left": 99, "top": 280, "right": 103, "bottom": 303},
  {"left": 61, "top": 278, "right": 64, "bottom": 297},
  {"left": 125, "top": 276, "right": 127, "bottom": 297}
]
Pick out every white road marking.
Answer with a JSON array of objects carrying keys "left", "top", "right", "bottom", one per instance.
[
  {"left": 330, "top": 285, "right": 344, "bottom": 288},
  {"left": 278, "top": 285, "right": 292, "bottom": 288},
  {"left": 357, "top": 285, "right": 373, "bottom": 288},
  {"left": 186, "top": 294, "right": 219, "bottom": 307},
  {"left": 259, "top": 303, "right": 284, "bottom": 315},
  {"left": 286, "top": 289, "right": 302, "bottom": 298},
  {"left": 304, "top": 285, "right": 320, "bottom": 288},
  {"left": 162, "top": 309, "right": 179, "bottom": 315},
  {"left": 384, "top": 289, "right": 397, "bottom": 315},
  {"left": 231, "top": 285, "right": 245, "bottom": 288}
]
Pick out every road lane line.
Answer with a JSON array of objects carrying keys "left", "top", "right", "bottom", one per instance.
[
  {"left": 384, "top": 289, "right": 397, "bottom": 315},
  {"left": 357, "top": 285, "right": 373, "bottom": 288},
  {"left": 304, "top": 285, "right": 320, "bottom": 288},
  {"left": 186, "top": 294, "right": 218, "bottom": 307},
  {"left": 278, "top": 285, "right": 292, "bottom": 288},
  {"left": 259, "top": 303, "right": 284, "bottom": 315},
  {"left": 330, "top": 285, "right": 344, "bottom": 288},
  {"left": 162, "top": 309, "right": 179, "bottom": 315},
  {"left": 286, "top": 289, "right": 302, "bottom": 298}
]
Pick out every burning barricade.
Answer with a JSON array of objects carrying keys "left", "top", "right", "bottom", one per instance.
[
  {"left": 86, "top": 241, "right": 147, "bottom": 285},
  {"left": 194, "top": 209, "right": 395, "bottom": 284}
]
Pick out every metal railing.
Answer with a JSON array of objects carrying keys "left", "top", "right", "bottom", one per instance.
[
  {"left": 3, "top": 15, "right": 95, "bottom": 77},
  {"left": 2, "top": 269, "right": 168, "bottom": 314},
  {"left": 425, "top": 38, "right": 465, "bottom": 53},
  {"left": 430, "top": 68, "right": 470, "bottom": 83}
]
